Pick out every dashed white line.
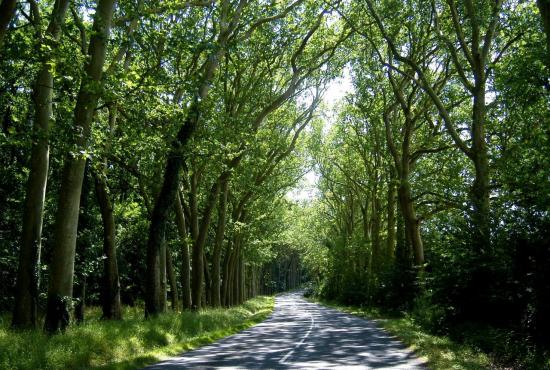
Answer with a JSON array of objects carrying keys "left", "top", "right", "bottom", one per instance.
[{"left": 279, "top": 306, "right": 315, "bottom": 365}]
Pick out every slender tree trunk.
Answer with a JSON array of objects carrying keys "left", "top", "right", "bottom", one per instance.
[
  {"left": 211, "top": 180, "right": 229, "bottom": 307},
  {"left": 74, "top": 162, "right": 92, "bottom": 324},
  {"left": 191, "top": 181, "right": 221, "bottom": 309},
  {"left": 221, "top": 241, "right": 233, "bottom": 306},
  {"left": 203, "top": 251, "right": 211, "bottom": 305},
  {"left": 371, "top": 191, "right": 382, "bottom": 272},
  {"left": 239, "top": 254, "right": 245, "bottom": 303},
  {"left": 94, "top": 173, "right": 122, "bottom": 320},
  {"left": 159, "top": 238, "right": 167, "bottom": 312},
  {"left": 360, "top": 201, "right": 370, "bottom": 272},
  {"left": 44, "top": 0, "right": 116, "bottom": 333},
  {"left": 397, "top": 180, "right": 424, "bottom": 266},
  {"left": 0, "top": 0, "right": 17, "bottom": 50},
  {"left": 166, "top": 246, "right": 178, "bottom": 310},
  {"left": 12, "top": 0, "right": 70, "bottom": 330},
  {"left": 470, "top": 84, "right": 490, "bottom": 255},
  {"left": 228, "top": 245, "right": 239, "bottom": 306},
  {"left": 174, "top": 191, "right": 192, "bottom": 309},
  {"left": 232, "top": 246, "right": 240, "bottom": 305},
  {"left": 74, "top": 279, "right": 86, "bottom": 324},
  {"left": 386, "top": 170, "right": 396, "bottom": 261}
]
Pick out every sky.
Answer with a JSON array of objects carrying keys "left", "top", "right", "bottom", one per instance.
[{"left": 286, "top": 70, "right": 354, "bottom": 202}]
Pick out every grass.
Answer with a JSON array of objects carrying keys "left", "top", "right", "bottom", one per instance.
[
  {"left": 0, "top": 296, "right": 274, "bottom": 370},
  {"left": 312, "top": 299, "right": 495, "bottom": 370}
]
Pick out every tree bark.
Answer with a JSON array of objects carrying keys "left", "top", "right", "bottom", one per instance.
[
  {"left": 470, "top": 82, "right": 490, "bottom": 255},
  {"left": 175, "top": 190, "right": 192, "bottom": 309},
  {"left": 44, "top": 0, "right": 117, "bottom": 333},
  {"left": 166, "top": 246, "right": 178, "bottom": 310},
  {"left": 74, "top": 162, "right": 92, "bottom": 324},
  {"left": 191, "top": 181, "right": 220, "bottom": 309},
  {"left": 221, "top": 240, "right": 233, "bottom": 306},
  {"left": 371, "top": 190, "right": 382, "bottom": 272},
  {"left": 94, "top": 172, "right": 122, "bottom": 320},
  {"left": 159, "top": 237, "right": 167, "bottom": 312},
  {"left": 397, "top": 179, "right": 424, "bottom": 266},
  {"left": 203, "top": 251, "right": 211, "bottom": 305},
  {"left": 211, "top": 179, "right": 229, "bottom": 307},
  {"left": 386, "top": 170, "right": 396, "bottom": 261},
  {"left": 12, "top": 0, "right": 70, "bottom": 330}
]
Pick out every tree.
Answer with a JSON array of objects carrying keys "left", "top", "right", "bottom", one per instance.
[
  {"left": 45, "top": 0, "right": 117, "bottom": 333},
  {"left": 12, "top": 0, "right": 71, "bottom": 329}
]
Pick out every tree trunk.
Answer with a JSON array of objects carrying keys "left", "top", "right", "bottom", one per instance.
[
  {"left": 166, "top": 246, "right": 178, "bottom": 310},
  {"left": 221, "top": 240, "right": 233, "bottom": 306},
  {"left": 203, "top": 251, "right": 211, "bottom": 306},
  {"left": 74, "top": 162, "right": 92, "bottom": 324},
  {"left": 239, "top": 254, "right": 245, "bottom": 303},
  {"left": 191, "top": 181, "right": 221, "bottom": 309},
  {"left": 211, "top": 180, "right": 229, "bottom": 307},
  {"left": 232, "top": 246, "right": 240, "bottom": 306},
  {"left": 386, "top": 170, "right": 396, "bottom": 261},
  {"left": 470, "top": 84, "right": 490, "bottom": 255},
  {"left": 74, "top": 279, "right": 86, "bottom": 324},
  {"left": 174, "top": 191, "right": 192, "bottom": 309},
  {"left": 397, "top": 181, "right": 424, "bottom": 266},
  {"left": 12, "top": 0, "right": 70, "bottom": 330},
  {"left": 44, "top": 0, "right": 116, "bottom": 333},
  {"left": 159, "top": 237, "right": 167, "bottom": 312},
  {"left": 0, "top": 0, "right": 17, "bottom": 50},
  {"left": 94, "top": 172, "right": 122, "bottom": 320},
  {"left": 371, "top": 191, "right": 382, "bottom": 273},
  {"left": 145, "top": 24, "right": 227, "bottom": 316}
]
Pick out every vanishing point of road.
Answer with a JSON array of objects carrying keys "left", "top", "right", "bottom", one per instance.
[{"left": 145, "top": 291, "right": 427, "bottom": 369}]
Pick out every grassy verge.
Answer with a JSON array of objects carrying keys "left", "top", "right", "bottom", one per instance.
[
  {"left": 0, "top": 296, "right": 274, "bottom": 370},
  {"left": 312, "top": 299, "right": 494, "bottom": 370}
]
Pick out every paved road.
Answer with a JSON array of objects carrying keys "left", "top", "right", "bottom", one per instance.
[{"left": 145, "top": 292, "right": 427, "bottom": 369}]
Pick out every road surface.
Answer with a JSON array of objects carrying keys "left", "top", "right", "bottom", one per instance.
[{"left": 145, "top": 291, "right": 427, "bottom": 369}]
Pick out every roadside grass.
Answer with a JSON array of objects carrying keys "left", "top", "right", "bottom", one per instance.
[
  {"left": 0, "top": 296, "right": 274, "bottom": 370},
  {"left": 313, "top": 299, "right": 494, "bottom": 370}
]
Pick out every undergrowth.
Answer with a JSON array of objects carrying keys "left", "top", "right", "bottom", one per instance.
[
  {"left": 313, "top": 298, "right": 550, "bottom": 370},
  {"left": 0, "top": 296, "right": 274, "bottom": 370}
]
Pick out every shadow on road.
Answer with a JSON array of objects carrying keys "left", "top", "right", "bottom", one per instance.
[{"left": 145, "top": 292, "right": 426, "bottom": 369}]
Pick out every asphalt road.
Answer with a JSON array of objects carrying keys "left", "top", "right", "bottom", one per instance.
[{"left": 145, "top": 291, "right": 427, "bottom": 369}]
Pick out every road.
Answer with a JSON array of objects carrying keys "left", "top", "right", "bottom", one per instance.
[{"left": 145, "top": 291, "right": 427, "bottom": 369}]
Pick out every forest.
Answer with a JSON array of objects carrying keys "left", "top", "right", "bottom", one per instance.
[{"left": 0, "top": 0, "right": 549, "bottom": 369}]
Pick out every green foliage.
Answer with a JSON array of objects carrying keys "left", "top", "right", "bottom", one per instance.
[
  {"left": 0, "top": 296, "right": 274, "bottom": 370},
  {"left": 314, "top": 299, "right": 550, "bottom": 370}
]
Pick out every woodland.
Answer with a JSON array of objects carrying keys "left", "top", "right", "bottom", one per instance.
[{"left": 0, "top": 0, "right": 549, "bottom": 369}]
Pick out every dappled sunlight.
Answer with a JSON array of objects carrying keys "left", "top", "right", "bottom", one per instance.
[{"left": 146, "top": 292, "right": 426, "bottom": 369}]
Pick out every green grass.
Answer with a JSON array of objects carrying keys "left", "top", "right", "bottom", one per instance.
[
  {"left": 0, "top": 296, "right": 274, "bottom": 370},
  {"left": 313, "top": 299, "right": 494, "bottom": 370}
]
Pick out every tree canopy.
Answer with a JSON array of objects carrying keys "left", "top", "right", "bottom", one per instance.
[{"left": 0, "top": 0, "right": 549, "bottom": 367}]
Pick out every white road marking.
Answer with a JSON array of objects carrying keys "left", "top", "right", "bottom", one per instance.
[{"left": 279, "top": 303, "right": 315, "bottom": 365}]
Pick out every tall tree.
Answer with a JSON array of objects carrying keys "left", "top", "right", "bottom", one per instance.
[
  {"left": 12, "top": 0, "right": 71, "bottom": 329},
  {"left": 44, "top": 0, "right": 117, "bottom": 332}
]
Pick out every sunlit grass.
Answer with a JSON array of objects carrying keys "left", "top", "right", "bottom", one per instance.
[
  {"left": 0, "top": 296, "right": 274, "bottom": 370},
  {"left": 313, "top": 299, "right": 493, "bottom": 370}
]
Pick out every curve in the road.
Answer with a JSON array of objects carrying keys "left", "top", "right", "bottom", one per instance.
[{"left": 144, "top": 291, "right": 427, "bottom": 369}]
